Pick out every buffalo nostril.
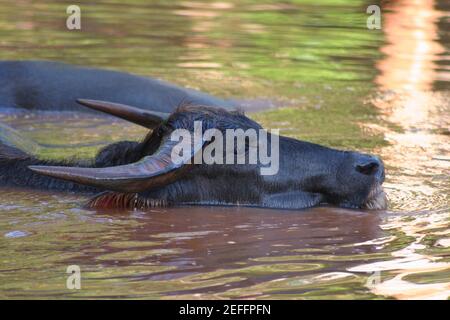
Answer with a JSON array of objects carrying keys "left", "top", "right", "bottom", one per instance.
[{"left": 355, "top": 161, "right": 380, "bottom": 176}]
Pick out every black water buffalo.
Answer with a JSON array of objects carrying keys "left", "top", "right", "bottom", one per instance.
[
  {"left": 0, "top": 60, "right": 235, "bottom": 112},
  {"left": 0, "top": 99, "right": 387, "bottom": 211}
]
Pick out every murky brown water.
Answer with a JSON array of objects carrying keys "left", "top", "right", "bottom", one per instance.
[{"left": 0, "top": 0, "right": 449, "bottom": 299}]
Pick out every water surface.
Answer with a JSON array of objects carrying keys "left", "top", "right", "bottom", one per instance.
[{"left": 0, "top": 0, "right": 449, "bottom": 299}]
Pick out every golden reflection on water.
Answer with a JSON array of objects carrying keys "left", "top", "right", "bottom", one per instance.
[
  {"left": 355, "top": 0, "right": 450, "bottom": 300},
  {"left": 376, "top": 0, "right": 445, "bottom": 93},
  {"left": 371, "top": 0, "right": 449, "bottom": 212},
  {"left": 374, "top": 0, "right": 448, "bottom": 135}
]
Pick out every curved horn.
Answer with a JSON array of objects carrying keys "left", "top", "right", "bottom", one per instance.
[
  {"left": 76, "top": 99, "right": 170, "bottom": 128},
  {"left": 28, "top": 136, "right": 204, "bottom": 193}
]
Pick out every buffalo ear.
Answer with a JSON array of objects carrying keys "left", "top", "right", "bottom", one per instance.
[{"left": 76, "top": 99, "right": 170, "bottom": 128}]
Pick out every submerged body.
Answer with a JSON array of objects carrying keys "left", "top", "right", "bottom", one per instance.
[{"left": 0, "top": 60, "right": 234, "bottom": 112}]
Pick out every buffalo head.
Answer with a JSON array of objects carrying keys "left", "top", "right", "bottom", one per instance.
[{"left": 26, "top": 99, "right": 387, "bottom": 211}]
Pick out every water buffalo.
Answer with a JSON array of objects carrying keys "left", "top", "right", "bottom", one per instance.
[
  {"left": 0, "top": 99, "right": 387, "bottom": 211},
  {"left": 0, "top": 60, "right": 235, "bottom": 112}
]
